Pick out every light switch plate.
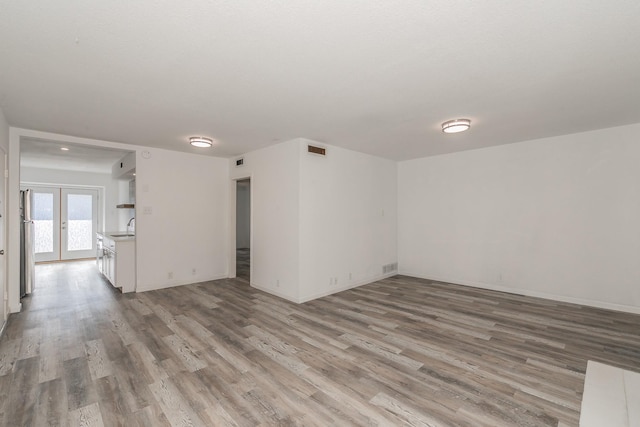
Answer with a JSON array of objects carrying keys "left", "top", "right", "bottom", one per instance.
[{"left": 143, "top": 206, "right": 152, "bottom": 215}]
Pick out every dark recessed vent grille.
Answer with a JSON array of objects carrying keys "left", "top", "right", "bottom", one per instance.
[
  {"left": 308, "top": 145, "right": 326, "bottom": 156},
  {"left": 236, "top": 158, "right": 244, "bottom": 167}
]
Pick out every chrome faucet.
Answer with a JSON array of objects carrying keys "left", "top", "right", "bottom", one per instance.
[{"left": 126, "top": 217, "right": 135, "bottom": 235}]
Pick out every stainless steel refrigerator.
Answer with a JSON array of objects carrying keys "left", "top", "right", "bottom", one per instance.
[{"left": 20, "top": 189, "right": 35, "bottom": 297}]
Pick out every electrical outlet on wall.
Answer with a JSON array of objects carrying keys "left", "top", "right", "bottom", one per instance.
[
  {"left": 192, "top": 268, "right": 196, "bottom": 275},
  {"left": 168, "top": 271, "right": 173, "bottom": 279}
]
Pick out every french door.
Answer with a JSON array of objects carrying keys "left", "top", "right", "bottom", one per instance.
[{"left": 31, "top": 186, "right": 99, "bottom": 262}]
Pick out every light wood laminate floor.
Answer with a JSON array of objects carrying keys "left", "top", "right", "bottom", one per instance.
[{"left": 1, "top": 261, "right": 639, "bottom": 426}]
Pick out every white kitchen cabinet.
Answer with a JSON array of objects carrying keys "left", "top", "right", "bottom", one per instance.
[
  {"left": 97, "top": 232, "right": 136, "bottom": 293},
  {"left": 96, "top": 233, "right": 105, "bottom": 273},
  {"left": 112, "top": 152, "right": 136, "bottom": 180}
]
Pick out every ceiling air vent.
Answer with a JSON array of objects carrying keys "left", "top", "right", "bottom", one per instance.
[{"left": 308, "top": 145, "right": 326, "bottom": 156}]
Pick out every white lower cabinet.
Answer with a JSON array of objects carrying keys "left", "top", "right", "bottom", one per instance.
[{"left": 97, "top": 233, "right": 136, "bottom": 293}]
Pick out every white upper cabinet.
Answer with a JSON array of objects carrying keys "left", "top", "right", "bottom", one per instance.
[{"left": 112, "top": 152, "right": 136, "bottom": 180}]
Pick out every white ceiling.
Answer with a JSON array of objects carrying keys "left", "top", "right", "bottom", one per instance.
[
  {"left": 1, "top": 1, "right": 639, "bottom": 161},
  {"left": 20, "top": 138, "right": 132, "bottom": 173}
]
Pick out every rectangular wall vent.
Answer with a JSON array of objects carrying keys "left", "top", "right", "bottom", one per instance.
[
  {"left": 308, "top": 145, "right": 326, "bottom": 156},
  {"left": 382, "top": 262, "right": 398, "bottom": 274},
  {"left": 236, "top": 158, "right": 244, "bottom": 167}
]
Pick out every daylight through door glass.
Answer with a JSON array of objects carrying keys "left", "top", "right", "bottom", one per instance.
[
  {"left": 33, "top": 192, "right": 54, "bottom": 254},
  {"left": 67, "top": 194, "right": 93, "bottom": 251}
]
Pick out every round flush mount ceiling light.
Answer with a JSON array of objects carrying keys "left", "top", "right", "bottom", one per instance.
[
  {"left": 189, "top": 136, "right": 213, "bottom": 148},
  {"left": 442, "top": 119, "right": 471, "bottom": 134}
]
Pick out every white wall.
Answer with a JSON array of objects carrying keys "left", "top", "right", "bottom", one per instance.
[
  {"left": 135, "top": 147, "right": 229, "bottom": 292},
  {"left": 0, "top": 108, "right": 8, "bottom": 153},
  {"left": 117, "top": 179, "right": 134, "bottom": 231},
  {"left": 298, "top": 141, "right": 398, "bottom": 302},
  {"left": 229, "top": 139, "right": 398, "bottom": 303},
  {"left": 229, "top": 139, "right": 301, "bottom": 301},
  {"left": 20, "top": 166, "right": 120, "bottom": 231},
  {"left": 0, "top": 108, "right": 8, "bottom": 327},
  {"left": 236, "top": 181, "right": 250, "bottom": 249},
  {"left": 398, "top": 123, "right": 640, "bottom": 313}
]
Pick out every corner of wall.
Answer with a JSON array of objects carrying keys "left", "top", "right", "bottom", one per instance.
[{"left": 0, "top": 107, "right": 9, "bottom": 152}]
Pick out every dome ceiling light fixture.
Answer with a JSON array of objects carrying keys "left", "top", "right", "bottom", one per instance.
[
  {"left": 189, "top": 136, "right": 214, "bottom": 148},
  {"left": 442, "top": 118, "right": 471, "bottom": 134}
]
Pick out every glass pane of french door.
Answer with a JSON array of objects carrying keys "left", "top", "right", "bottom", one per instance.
[
  {"left": 61, "top": 189, "right": 98, "bottom": 260},
  {"left": 32, "top": 187, "right": 61, "bottom": 262}
]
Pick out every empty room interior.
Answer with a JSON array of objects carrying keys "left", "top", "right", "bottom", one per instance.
[{"left": 0, "top": 2, "right": 639, "bottom": 426}]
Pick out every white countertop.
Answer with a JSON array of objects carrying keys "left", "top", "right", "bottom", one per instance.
[{"left": 98, "top": 231, "right": 136, "bottom": 242}]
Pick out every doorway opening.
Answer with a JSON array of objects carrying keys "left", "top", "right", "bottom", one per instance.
[
  {"left": 14, "top": 135, "right": 134, "bottom": 311},
  {"left": 236, "top": 178, "right": 251, "bottom": 282}
]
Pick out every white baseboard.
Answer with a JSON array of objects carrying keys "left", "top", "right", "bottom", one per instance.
[
  {"left": 136, "top": 274, "right": 228, "bottom": 293},
  {"left": 399, "top": 271, "right": 640, "bottom": 315},
  {"left": 250, "top": 272, "right": 398, "bottom": 304},
  {"left": 297, "top": 272, "right": 398, "bottom": 304},
  {"left": 250, "top": 283, "right": 300, "bottom": 304}
]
